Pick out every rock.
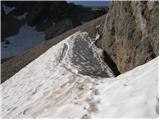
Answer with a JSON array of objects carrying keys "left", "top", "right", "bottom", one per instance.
[
  {"left": 69, "top": 32, "right": 114, "bottom": 77},
  {"left": 35, "top": 20, "right": 52, "bottom": 32},
  {"left": 45, "top": 18, "right": 73, "bottom": 40},
  {"left": 1, "top": 15, "right": 22, "bottom": 42},
  {"left": 26, "top": 2, "right": 45, "bottom": 26},
  {"left": 5, "top": 40, "right": 11, "bottom": 45},
  {"left": 101, "top": 1, "right": 159, "bottom": 73},
  {"left": 1, "top": 1, "right": 107, "bottom": 42}
]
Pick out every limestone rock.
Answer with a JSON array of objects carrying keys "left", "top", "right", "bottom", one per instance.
[{"left": 101, "top": 1, "right": 159, "bottom": 73}]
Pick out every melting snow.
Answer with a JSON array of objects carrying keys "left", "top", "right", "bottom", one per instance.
[
  {"left": 1, "top": 24, "right": 45, "bottom": 59},
  {"left": 96, "top": 24, "right": 101, "bottom": 29},
  {"left": 0, "top": 31, "right": 158, "bottom": 118}
]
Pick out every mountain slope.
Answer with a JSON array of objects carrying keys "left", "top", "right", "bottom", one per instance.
[
  {"left": 1, "top": 24, "right": 45, "bottom": 59},
  {"left": 1, "top": 15, "right": 106, "bottom": 83},
  {"left": 92, "top": 57, "right": 159, "bottom": 118},
  {"left": 1, "top": 31, "right": 158, "bottom": 118},
  {"left": 1, "top": 31, "right": 113, "bottom": 118}
]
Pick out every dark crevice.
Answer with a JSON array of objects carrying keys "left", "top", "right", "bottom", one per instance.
[
  {"left": 58, "top": 43, "right": 68, "bottom": 63},
  {"left": 102, "top": 51, "right": 120, "bottom": 76},
  {"left": 145, "top": 42, "right": 156, "bottom": 63}
]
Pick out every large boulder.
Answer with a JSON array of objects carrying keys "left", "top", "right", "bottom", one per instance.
[{"left": 101, "top": 1, "right": 159, "bottom": 73}]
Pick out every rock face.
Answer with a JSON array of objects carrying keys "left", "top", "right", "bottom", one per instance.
[
  {"left": 1, "top": 1, "right": 107, "bottom": 41},
  {"left": 101, "top": 1, "right": 159, "bottom": 73}
]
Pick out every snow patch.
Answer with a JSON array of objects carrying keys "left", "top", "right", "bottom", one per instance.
[
  {"left": 17, "top": 12, "right": 28, "bottom": 20},
  {"left": 96, "top": 24, "right": 101, "bottom": 29},
  {"left": 95, "top": 33, "right": 100, "bottom": 40},
  {"left": 1, "top": 24, "right": 45, "bottom": 59},
  {"left": 2, "top": 5, "right": 15, "bottom": 15}
]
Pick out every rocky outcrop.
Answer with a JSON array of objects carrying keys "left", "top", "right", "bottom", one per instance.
[{"left": 101, "top": 1, "right": 159, "bottom": 73}]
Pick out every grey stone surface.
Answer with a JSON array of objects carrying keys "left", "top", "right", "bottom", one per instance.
[{"left": 71, "top": 34, "right": 112, "bottom": 77}]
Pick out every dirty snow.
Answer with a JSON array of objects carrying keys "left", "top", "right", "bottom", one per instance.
[
  {"left": 96, "top": 24, "right": 101, "bottom": 29},
  {"left": 1, "top": 24, "right": 45, "bottom": 59},
  {"left": 0, "top": 31, "right": 159, "bottom": 118}
]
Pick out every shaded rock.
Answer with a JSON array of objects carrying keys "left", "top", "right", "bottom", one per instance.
[
  {"left": 45, "top": 18, "right": 73, "bottom": 40},
  {"left": 35, "top": 20, "right": 52, "bottom": 32},
  {"left": 5, "top": 40, "right": 11, "bottom": 45},
  {"left": 69, "top": 32, "right": 114, "bottom": 77},
  {"left": 1, "top": 15, "right": 21, "bottom": 42},
  {"left": 101, "top": 1, "right": 159, "bottom": 73}
]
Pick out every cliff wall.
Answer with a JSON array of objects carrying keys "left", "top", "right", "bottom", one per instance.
[{"left": 102, "top": 1, "right": 159, "bottom": 73}]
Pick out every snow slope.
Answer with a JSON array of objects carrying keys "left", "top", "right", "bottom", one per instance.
[
  {"left": 0, "top": 31, "right": 159, "bottom": 118},
  {"left": 1, "top": 24, "right": 45, "bottom": 59},
  {"left": 92, "top": 57, "right": 159, "bottom": 118},
  {"left": 1, "top": 31, "right": 113, "bottom": 118}
]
